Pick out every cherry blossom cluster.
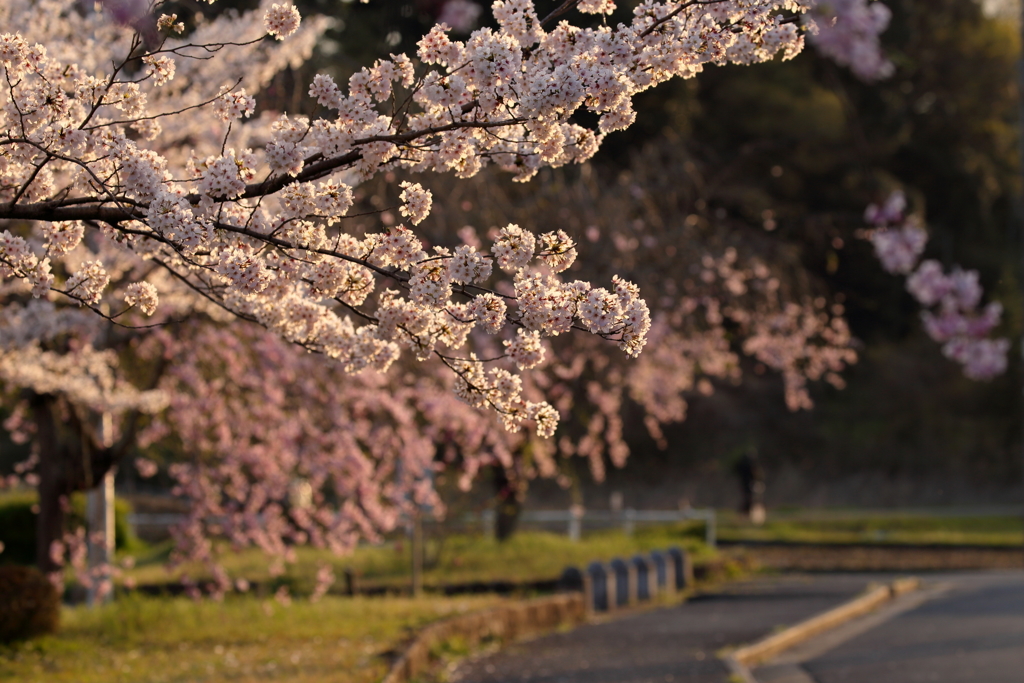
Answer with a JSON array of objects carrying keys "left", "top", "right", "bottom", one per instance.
[
  {"left": 803, "top": 0, "right": 894, "bottom": 81},
  {"left": 409, "top": 142, "right": 859, "bottom": 483},
  {"left": 522, "top": 242, "right": 855, "bottom": 481},
  {"left": 868, "top": 192, "right": 1008, "bottom": 380},
  {"left": 439, "top": 0, "right": 484, "bottom": 33},
  {"left": 139, "top": 322, "right": 507, "bottom": 596},
  {"left": 46, "top": 518, "right": 142, "bottom": 596},
  {"left": 0, "top": 0, "right": 899, "bottom": 592},
  {"left": 0, "top": 0, "right": 893, "bottom": 434},
  {"left": 0, "top": 300, "right": 167, "bottom": 415}
]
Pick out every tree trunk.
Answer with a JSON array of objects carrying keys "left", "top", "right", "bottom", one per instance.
[
  {"left": 29, "top": 394, "right": 120, "bottom": 575},
  {"left": 492, "top": 464, "right": 522, "bottom": 542},
  {"left": 33, "top": 398, "right": 66, "bottom": 575}
]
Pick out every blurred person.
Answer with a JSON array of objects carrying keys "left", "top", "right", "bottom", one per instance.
[{"left": 736, "top": 448, "right": 766, "bottom": 525}]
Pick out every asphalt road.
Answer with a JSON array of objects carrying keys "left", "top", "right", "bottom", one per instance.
[
  {"left": 450, "top": 574, "right": 892, "bottom": 683},
  {"left": 783, "top": 571, "right": 1024, "bottom": 683}
]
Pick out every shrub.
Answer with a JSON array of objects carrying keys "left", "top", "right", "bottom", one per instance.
[
  {"left": 0, "top": 565, "right": 60, "bottom": 643},
  {"left": 0, "top": 492, "right": 140, "bottom": 567},
  {"left": 0, "top": 493, "right": 37, "bottom": 565}
]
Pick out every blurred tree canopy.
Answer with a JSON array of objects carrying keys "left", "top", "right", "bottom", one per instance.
[
  {"left": 53, "top": 0, "right": 1019, "bottom": 498},
  {"left": 612, "top": 0, "right": 1022, "bottom": 489}
]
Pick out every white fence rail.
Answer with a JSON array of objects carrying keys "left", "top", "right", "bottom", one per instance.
[
  {"left": 475, "top": 508, "right": 717, "bottom": 548},
  {"left": 129, "top": 508, "right": 718, "bottom": 548}
]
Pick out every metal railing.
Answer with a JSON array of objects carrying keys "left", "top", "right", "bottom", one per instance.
[
  {"left": 476, "top": 508, "right": 716, "bottom": 548},
  {"left": 129, "top": 508, "right": 718, "bottom": 548},
  {"left": 127, "top": 513, "right": 187, "bottom": 526}
]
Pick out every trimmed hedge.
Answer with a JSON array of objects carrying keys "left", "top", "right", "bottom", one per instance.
[
  {"left": 0, "top": 492, "right": 39, "bottom": 566},
  {"left": 0, "top": 492, "right": 137, "bottom": 566},
  {"left": 0, "top": 565, "right": 60, "bottom": 642}
]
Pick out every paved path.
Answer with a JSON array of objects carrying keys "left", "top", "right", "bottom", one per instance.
[
  {"left": 766, "top": 571, "right": 1024, "bottom": 683},
  {"left": 451, "top": 574, "right": 891, "bottom": 683}
]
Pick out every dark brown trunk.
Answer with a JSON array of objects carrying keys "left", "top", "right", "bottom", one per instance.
[
  {"left": 33, "top": 398, "right": 66, "bottom": 575},
  {"left": 29, "top": 394, "right": 120, "bottom": 574},
  {"left": 493, "top": 464, "right": 522, "bottom": 542}
]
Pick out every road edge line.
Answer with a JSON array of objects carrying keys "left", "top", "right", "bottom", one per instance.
[{"left": 722, "top": 577, "right": 920, "bottom": 682}]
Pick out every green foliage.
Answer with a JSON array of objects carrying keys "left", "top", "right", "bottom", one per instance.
[
  {"left": 124, "top": 526, "right": 712, "bottom": 594},
  {"left": 718, "top": 510, "right": 1024, "bottom": 546},
  {"left": 0, "top": 492, "right": 142, "bottom": 567},
  {"left": 0, "top": 565, "right": 60, "bottom": 643},
  {"left": 0, "top": 492, "right": 37, "bottom": 566}
]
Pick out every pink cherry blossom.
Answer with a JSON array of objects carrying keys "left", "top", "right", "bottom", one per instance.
[
  {"left": 0, "top": 0, "right": 904, "bottom": 589},
  {"left": 865, "top": 192, "right": 1008, "bottom": 381}
]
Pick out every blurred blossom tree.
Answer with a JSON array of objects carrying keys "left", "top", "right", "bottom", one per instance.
[
  {"left": 0, "top": 0, "right": 1005, "bottom": 587},
  {"left": 612, "top": 0, "right": 1019, "bottom": 483},
  {"left": 400, "top": 145, "right": 860, "bottom": 526},
  {"left": 137, "top": 321, "right": 505, "bottom": 598}
]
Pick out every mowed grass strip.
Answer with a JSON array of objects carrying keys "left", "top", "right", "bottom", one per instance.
[
  {"left": 0, "top": 593, "right": 506, "bottom": 683},
  {"left": 124, "top": 525, "right": 714, "bottom": 593},
  {"left": 717, "top": 512, "right": 1024, "bottom": 546},
  {"left": 2, "top": 526, "right": 714, "bottom": 683}
]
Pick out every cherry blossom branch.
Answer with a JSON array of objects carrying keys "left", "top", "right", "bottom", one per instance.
[{"left": 866, "top": 191, "right": 1008, "bottom": 380}]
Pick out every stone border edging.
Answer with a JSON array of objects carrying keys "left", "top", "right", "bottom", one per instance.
[
  {"left": 380, "top": 592, "right": 586, "bottom": 683},
  {"left": 723, "top": 577, "right": 920, "bottom": 682},
  {"left": 380, "top": 549, "right": 742, "bottom": 683}
]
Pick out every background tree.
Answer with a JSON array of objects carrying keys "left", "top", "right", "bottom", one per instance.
[
  {"left": 0, "top": 0, "right": 847, "bottom": 571},
  {"left": 2, "top": 0, "right": 1009, "bottom": 587}
]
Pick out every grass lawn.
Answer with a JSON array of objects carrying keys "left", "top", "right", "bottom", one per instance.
[
  {"left": 0, "top": 593, "right": 506, "bottom": 683},
  {"left": 717, "top": 510, "right": 1024, "bottom": 546},
  {"left": 119, "top": 509, "right": 1023, "bottom": 595},
  {"left": 2, "top": 525, "right": 718, "bottom": 683},
  {"left": 124, "top": 524, "right": 714, "bottom": 594},
  {"left": 14, "top": 509, "right": 1009, "bottom": 683}
]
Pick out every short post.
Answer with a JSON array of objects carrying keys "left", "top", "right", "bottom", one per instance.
[
  {"left": 411, "top": 513, "right": 423, "bottom": 597},
  {"left": 559, "top": 566, "right": 584, "bottom": 593},
  {"left": 586, "top": 562, "right": 611, "bottom": 612},
  {"left": 631, "top": 555, "right": 652, "bottom": 601},
  {"left": 667, "top": 546, "right": 693, "bottom": 590},
  {"left": 344, "top": 567, "right": 359, "bottom": 596},
  {"left": 481, "top": 509, "right": 496, "bottom": 537},
  {"left": 650, "top": 550, "right": 670, "bottom": 594},
  {"left": 623, "top": 508, "right": 636, "bottom": 536},
  {"left": 609, "top": 558, "right": 637, "bottom": 608},
  {"left": 661, "top": 551, "right": 677, "bottom": 595},
  {"left": 569, "top": 506, "right": 583, "bottom": 542},
  {"left": 705, "top": 510, "right": 717, "bottom": 549}
]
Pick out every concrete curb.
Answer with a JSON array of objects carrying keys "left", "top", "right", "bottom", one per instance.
[
  {"left": 380, "top": 593, "right": 586, "bottom": 683},
  {"left": 723, "top": 577, "right": 920, "bottom": 682},
  {"left": 380, "top": 580, "right": 701, "bottom": 683}
]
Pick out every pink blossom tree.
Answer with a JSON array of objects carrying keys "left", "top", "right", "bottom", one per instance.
[
  {"left": 0, "top": 1, "right": 896, "bottom": 434},
  {"left": 0, "top": 0, "right": 942, "bottom": 585},
  {"left": 400, "top": 144, "right": 857, "bottom": 529},
  {"left": 139, "top": 321, "right": 505, "bottom": 598}
]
